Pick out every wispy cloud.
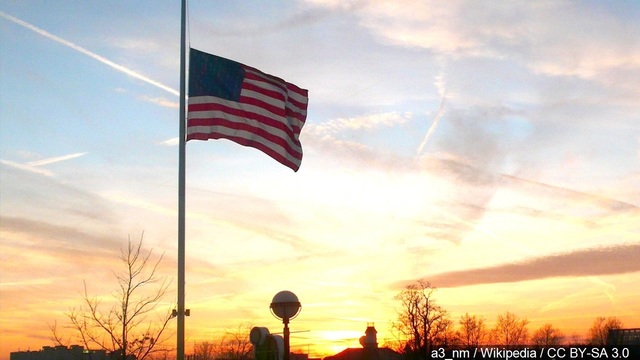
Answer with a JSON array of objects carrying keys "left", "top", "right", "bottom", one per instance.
[
  {"left": 0, "top": 11, "right": 179, "bottom": 96},
  {"left": 308, "top": 111, "right": 412, "bottom": 136},
  {"left": 158, "top": 137, "right": 179, "bottom": 146},
  {"left": 302, "top": 111, "right": 414, "bottom": 171},
  {"left": 502, "top": 174, "right": 640, "bottom": 213},
  {"left": 320, "top": 1, "right": 640, "bottom": 77},
  {"left": 1, "top": 163, "right": 118, "bottom": 224},
  {"left": 103, "top": 189, "right": 319, "bottom": 256},
  {"left": 138, "top": 95, "right": 179, "bottom": 108},
  {"left": 115, "top": 88, "right": 179, "bottom": 108},
  {"left": 0, "top": 216, "right": 119, "bottom": 258},
  {"left": 409, "top": 244, "right": 640, "bottom": 288}
]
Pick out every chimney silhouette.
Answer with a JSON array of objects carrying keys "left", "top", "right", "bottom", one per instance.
[{"left": 363, "top": 323, "right": 378, "bottom": 348}]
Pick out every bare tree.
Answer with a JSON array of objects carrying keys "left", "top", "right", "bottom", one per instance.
[
  {"left": 193, "top": 341, "right": 216, "bottom": 360},
  {"left": 215, "top": 327, "right": 253, "bottom": 360},
  {"left": 490, "top": 312, "right": 529, "bottom": 347},
  {"left": 380, "top": 336, "right": 406, "bottom": 355},
  {"left": 457, "top": 313, "right": 487, "bottom": 347},
  {"left": 588, "top": 316, "right": 623, "bottom": 346},
  {"left": 194, "top": 325, "right": 253, "bottom": 360},
  {"left": 431, "top": 317, "right": 458, "bottom": 347},
  {"left": 51, "top": 235, "right": 173, "bottom": 360},
  {"left": 531, "top": 324, "right": 564, "bottom": 346},
  {"left": 393, "top": 280, "right": 449, "bottom": 360}
]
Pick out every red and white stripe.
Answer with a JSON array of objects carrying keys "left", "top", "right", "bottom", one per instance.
[{"left": 187, "top": 66, "right": 308, "bottom": 171}]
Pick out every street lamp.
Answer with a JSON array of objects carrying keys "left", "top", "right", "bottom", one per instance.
[{"left": 270, "top": 291, "right": 301, "bottom": 360}]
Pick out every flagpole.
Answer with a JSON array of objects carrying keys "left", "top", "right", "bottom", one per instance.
[{"left": 177, "top": 0, "right": 187, "bottom": 359}]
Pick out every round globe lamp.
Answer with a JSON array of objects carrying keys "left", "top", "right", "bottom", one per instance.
[{"left": 270, "top": 291, "right": 301, "bottom": 360}]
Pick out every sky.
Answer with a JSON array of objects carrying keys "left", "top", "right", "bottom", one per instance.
[{"left": 1, "top": 0, "right": 639, "bottom": 358}]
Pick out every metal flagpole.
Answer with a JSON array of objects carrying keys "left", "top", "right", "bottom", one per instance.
[{"left": 177, "top": 0, "right": 187, "bottom": 359}]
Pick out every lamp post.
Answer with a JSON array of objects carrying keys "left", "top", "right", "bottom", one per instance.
[{"left": 270, "top": 291, "right": 301, "bottom": 360}]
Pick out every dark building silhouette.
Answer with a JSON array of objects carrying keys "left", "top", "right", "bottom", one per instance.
[
  {"left": 290, "top": 354, "right": 310, "bottom": 360},
  {"left": 10, "top": 346, "right": 133, "bottom": 360},
  {"left": 607, "top": 328, "right": 640, "bottom": 346},
  {"left": 323, "top": 324, "right": 401, "bottom": 360}
]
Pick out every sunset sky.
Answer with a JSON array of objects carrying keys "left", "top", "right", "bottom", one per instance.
[{"left": 1, "top": 1, "right": 639, "bottom": 359}]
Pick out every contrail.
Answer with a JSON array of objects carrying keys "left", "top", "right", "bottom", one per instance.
[
  {"left": 416, "top": 94, "right": 446, "bottom": 157},
  {"left": 26, "top": 152, "right": 87, "bottom": 167},
  {"left": 0, "top": 11, "right": 179, "bottom": 96},
  {"left": 0, "top": 159, "right": 53, "bottom": 177},
  {"left": 1, "top": 152, "right": 88, "bottom": 176}
]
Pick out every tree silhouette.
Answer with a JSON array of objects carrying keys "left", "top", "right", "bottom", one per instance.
[
  {"left": 193, "top": 325, "right": 253, "bottom": 360},
  {"left": 490, "top": 312, "right": 529, "bottom": 347},
  {"left": 531, "top": 324, "right": 564, "bottom": 346},
  {"left": 588, "top": 316, "right": 623, "bottom": 346},
  {"left": 193, "top": 341, "right": 216, "bottom": 360},
  {"left": 393, "top": 280, "right": 449, "bottom": 359},
  {"left": 51, "top": 235, "right": 173, "bottom": 360},
  {"left": 457, "top": 313, "right": 487, "bottom": 347}
]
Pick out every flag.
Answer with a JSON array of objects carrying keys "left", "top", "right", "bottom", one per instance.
[{"left": 187, "top": 48, "right": 308, "bottom": 172}]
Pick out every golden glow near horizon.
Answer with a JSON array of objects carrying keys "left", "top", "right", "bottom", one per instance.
[{"left": 1, "top": 1, "right": 640, "bottom": 360}]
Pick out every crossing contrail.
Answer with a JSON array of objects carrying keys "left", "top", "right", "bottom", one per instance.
[
  {"left": 416, "top": 95, "right": 446, "bottom": 157},
  {"left": 416, "top": 72, "right": 447, "bottom": 157},
  {"left": 0, "top": 11, "right": 179, "bottom": 96},
  {"left": 1, "top": 152, "right": 88, "bottom": 176}
]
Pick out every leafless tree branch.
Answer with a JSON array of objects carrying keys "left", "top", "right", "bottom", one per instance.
[{"left": 50, "top": 234, "right": 174, "bottom": 360}]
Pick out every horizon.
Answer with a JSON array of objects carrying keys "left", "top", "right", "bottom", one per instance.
[
  {"left": 5, "top": 317, "right": 637, "bottom": 359},
  {"left": 1, "top": 1, "right": 639, "bottom": 360}
]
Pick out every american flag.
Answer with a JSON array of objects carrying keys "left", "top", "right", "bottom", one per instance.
[{"left": 187, "top": 48, "right": 308, "bottom": 172}]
